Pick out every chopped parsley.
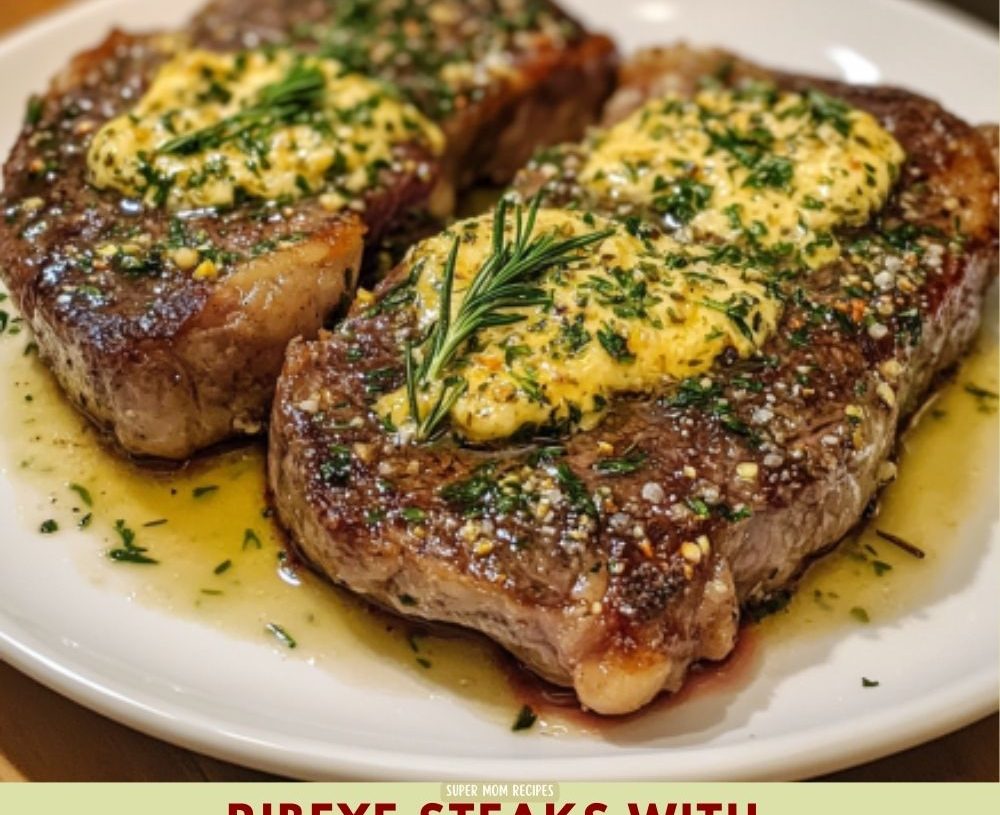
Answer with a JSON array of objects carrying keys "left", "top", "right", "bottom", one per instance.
[
  {"left": 593, "top": 448, "right": 648, "bottom": 475},
  {"left": 872, "top": 560, "right": 892, "bottom": 577},
  {"left": 243, "top": 528, "right": 263, "bottom": 550},
  {"left": 319, "top": 444, "right": 352, "bottom": 485},
  {"left": 400, "top": 507, "right": 426, "bottom": 523},
  {"left": 24, "top": 95, "right": 43, "bottom": 126},
  {"left": 596, "top": 323, "right": 635, "bottom": 363},
  {"left": 108, "top": 519, "right": 157, "bottom": 565},
  {"left": 652, "top": 177, "right": 713, "bottom": 224},
  {"left": 511, "top": 704, "right": 537, "bottom": 731},
  {"left": 69, "top": 483, "right": 93, "bottom": 507}
]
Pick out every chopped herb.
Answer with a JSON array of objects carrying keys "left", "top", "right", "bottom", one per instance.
[
  {"left": 708, "top": 124, "right": 774, "bottom": 168},
  {"left": 243, "top": 528, "right": 263, "bottom": 550},
  {"left": 401, "top": 507, "right": 426, "bottom": 523},
  {"left": 504, "top": 344, "right": 532, "bottom": 365},
  {"left": 652, "top": 177, "right": 713, "bottom": 224},
  {"left": 862, "top": 677, "right": 880, "bottom": 688},
  {"left": 24, "top": 95, "right": 43, "bottom": 126},
  {"left": 363, "top": 366, "right": 397, "bottom": 394},
  {"left": 719, "top": 504, "right": 753, "bottom": 522},
  {"left": 743, "top": 155, "right": 793, "bottom": 190},
  {"left": 213, "top": 559, "right": 232, "bottom": 575},
  {"left": 512, "top": 704, "right": 537, "bottom": 731},
  {"left": 39, "top": 519, "right": 58, "bottom": 534},
  {"left": 319, "top": 444, "right": 352, "bottom": 485},
  {"left": 596, "top": 323, "right": 635, "bottom": 363},
  {"left": 398, "top": 593, "right": 417, "bottom": 606},
  {"left": 801, "top": 195, "right": 826, "bottom": 211},
  {"left": 700, "top": 294, "right": 756, "bottom": 341},
  {"left": 68, "top": 483, "right": 93, "bottom": 507},
  {"left": 584, "top": 267, "right": 661, "bottom": 321},
  {"left": 872, "top": 559, "right": 892, "bottom": 577},
  {"left": 265, "top": 623, "right": 297, "bottom": 649},
  {"left": 439, "top": 461, "right": 528, "bottom": 518},
  {"left": 78, "top": 512, "right": 92, "bottom": 529},
  {"left": 552, "top": 461, "right": 596, "bottom": 517},
  {"left": 143, "top": 518, "right": 167, "bottom": 528},
  {"left": 849, "top": 606, "right": 870, "bottom": 623},
  {"left": 593, "top": 448, "right": 648, "bottom": 475},
  {"left": 665, "top": 376, "right": 722, "bottom": 410},
  {"left": 404, "top": 628, "right": 425, "bottom": 653},
  {"left": 510, "top": 368, "right": 546, "bottom": 404},
  {"left": 685, "top": 497, "right": 711, "bottom": 518},
  {"left": 108, "top": 519, "right": 157, "bottom": 564},
  {"left": 365, "top": 262, "right": 419, "bottom": 316},
  {"left": 192, "top": 485, "right": 219, "bottom": 499},
  {"left": 415, "top": 657, "right": 432, "bottom": 669},
  {"left": 559, "top": 315, "right": 591, "bottom": 354},
  {"left": 805, "top": 89, "right": 853, "bottom": 137}
]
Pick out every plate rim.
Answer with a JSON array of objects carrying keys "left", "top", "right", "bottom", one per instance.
[
  {"left": 2, "top": 621, "right": 996, "bottom": 780},
  {"left": 0, "top": 0, "right": 997, "bottom": 782}
]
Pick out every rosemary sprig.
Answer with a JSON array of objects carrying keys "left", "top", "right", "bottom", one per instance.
[
  {"left": 158, "top": 62, "right": 327, "bottom": 156},
  {"left": 405, "top": 196, "right": 614, "bottom": 441}
]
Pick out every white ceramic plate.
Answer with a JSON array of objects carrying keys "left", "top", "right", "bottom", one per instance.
[{"left": 0, "top": 0, "right": 997, "bottom": 781}]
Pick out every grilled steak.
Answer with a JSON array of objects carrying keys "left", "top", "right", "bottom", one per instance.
[
  {"left": 268, "top": 46, "right": 997, "bottom": 714},
  {"left": 0, "top": 1, "right": 616, "bottom": 459}
]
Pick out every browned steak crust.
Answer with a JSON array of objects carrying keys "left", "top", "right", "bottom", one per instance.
[
  {"left": 0, "top": 2, "right": 616, "bottom": 459},
  {"left": 268, "top": 45, "right": 998, "bottom": 715}
]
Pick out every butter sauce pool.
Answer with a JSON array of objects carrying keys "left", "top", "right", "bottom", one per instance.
[{"left": 0, "top": 285, "right": 995, "bottom": 732}]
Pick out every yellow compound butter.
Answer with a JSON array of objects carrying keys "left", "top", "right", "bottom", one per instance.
[
  {"left": 378, "top": 209, "right": 781, "bottom": 442},
  {"left": 578, "top": 85, "right": 904, "bottom": 266},
  {"left": 87, "top": 48, "right": 444, "bottom": 211}
]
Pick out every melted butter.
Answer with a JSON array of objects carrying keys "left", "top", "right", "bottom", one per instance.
[
  {"left": 88, "top": 48, "right": 444, "bottom": 211},
  {"left": 0, "top": 338, "right": 513, "bottom": 716},
  {"left": 0, "top": 285, "right": 994, "bottom": 732},
  {"left": 579, "top": 86, "right": 904, "bottom": 266},
  {"left": 378, "top": 209, "right": 781, "bottom": 441}
]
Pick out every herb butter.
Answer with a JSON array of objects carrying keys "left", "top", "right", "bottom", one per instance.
[
  {"left": 378, "top": 208, "right": 781, "bottom": 442},
  {"left": 87, "top": 48, "right": 444, "bottom": 211},
  {"left": 578, "top": 85, "right": 904, "bottom": 266}
]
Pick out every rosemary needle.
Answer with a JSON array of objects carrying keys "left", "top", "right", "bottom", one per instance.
[
  {"left": 405, "top": 195, "right": 613, "bottom": 441},
  {"left": 157, "top": 62, "right": 327, "bottom": 156}
]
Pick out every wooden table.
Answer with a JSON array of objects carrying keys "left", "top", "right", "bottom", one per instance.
[{"left": 0, "top": 0, "right": 997, "bottom": 783}]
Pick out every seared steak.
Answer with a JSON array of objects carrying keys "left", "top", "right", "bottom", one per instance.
[
  {"left": 0, "top": 1, "right": 616, "bottom": 459},
  {"left": 268, "top": 46, "right": 997, "bottom": 714}
]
